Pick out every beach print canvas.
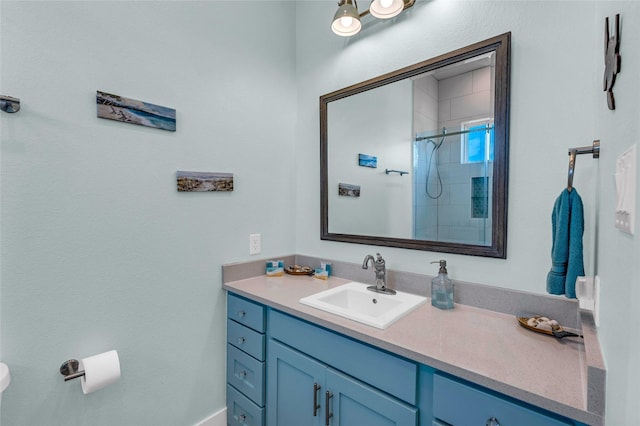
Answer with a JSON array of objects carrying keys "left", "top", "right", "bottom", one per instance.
[
  {"left": 358, "top": 154, "right": 377, "bottom": 168},
  {"left": 97, "top": 91, "right": 176, "bottom": 132},
  {"left": 177, "top": 171, "right": 234, "bottom": 192},
  {"left": 338, "top": 183, "right": 360, "bottom": 197}
]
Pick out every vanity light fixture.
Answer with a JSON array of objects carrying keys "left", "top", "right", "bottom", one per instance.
[{"left": 331, "top": 0, "right": 415, "bottom": 37}]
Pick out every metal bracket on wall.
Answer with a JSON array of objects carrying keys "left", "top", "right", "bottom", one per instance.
[
  {"left": 1, "top": 95, "right": 20, "bottom": 113},
  {"left": 567, "top": 140, "right": 601, "bottom": 192}
]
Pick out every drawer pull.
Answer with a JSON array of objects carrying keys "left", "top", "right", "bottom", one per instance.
[
  {"left": 313, "top": 383, "right": 321, "bottom": 416},
  {"left": 237, "top": 370, "right": 247, "bottom": 379},
  {"left": 237, "top": 310, "right": 246, "bottom": 318},
  {"left": 325, "top": 391, "right": 333, "bottom": 425},
  {"left": 486, "top": 417, "right": 500, "bottom": 426},
  {"left": 238, "top": 413, "right": 246, "bottom": 422},
  {"left": 237, "top": 337, "right": 246, "bottom": 345}
]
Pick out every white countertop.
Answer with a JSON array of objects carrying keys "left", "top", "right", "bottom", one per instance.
[{"left": 223, "top": 274, "right": 603, "bottom": 426}]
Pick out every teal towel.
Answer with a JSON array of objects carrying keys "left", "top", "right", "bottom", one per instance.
[{"left": 547, "top": 188, "right": 585, "bottom": 298}]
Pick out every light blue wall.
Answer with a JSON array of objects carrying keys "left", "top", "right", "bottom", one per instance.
[
  {"left": 594, "top": 4, "right": 640, "bottom": 424},
  {"left": 1, "top": 1, "right": 296, "bottom": 425},
  {"left": 295, "top": 2, "right": 640, "bottom": 425}
]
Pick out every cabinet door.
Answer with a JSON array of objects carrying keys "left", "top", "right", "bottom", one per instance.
[
  {"left": 267, "top": 340, "right": 326, "bottom": 426},
  {"left": 326, "top": 369, "right": 418, "bottom": 426}
]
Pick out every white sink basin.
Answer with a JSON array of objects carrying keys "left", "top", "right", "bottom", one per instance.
[{"left": 299, "top": 282, "right": 427, "bottom": 329}]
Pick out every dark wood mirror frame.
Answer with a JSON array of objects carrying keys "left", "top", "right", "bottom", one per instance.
[{"left": 320, "top": 32, "right": 511, "bottom": 258}]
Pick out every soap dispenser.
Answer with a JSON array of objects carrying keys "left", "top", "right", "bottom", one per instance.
[{"left": 430, "top": 260, "right": 454, "bottom": 309}]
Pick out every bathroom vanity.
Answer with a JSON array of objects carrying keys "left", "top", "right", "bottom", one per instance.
[{"left": 222, "top": 258, "right": 604, "bottom": 426}]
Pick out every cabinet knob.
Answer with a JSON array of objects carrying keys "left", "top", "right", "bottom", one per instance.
[
  {"left": 238, "top": 413, "right": 246, "bottom": 422},
  {"left": 237, "top": 337, "right": 246, "bottom": 345},
  {"left": 238, "top": 370, "right": 247, "bottom": 379},
  {"left": 237, "top": 310, "right": 246, "bottom": 318},
  {"left": 486, "top": 417, "right": 500, "bottom": 426}
]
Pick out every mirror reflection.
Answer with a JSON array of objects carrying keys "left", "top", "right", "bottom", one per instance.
[
  {"left": 321, "top": 33, "right": 510, "bottom": 258},
  {"left": 412, "top": 54, "right": 494, "bottom": 245}
]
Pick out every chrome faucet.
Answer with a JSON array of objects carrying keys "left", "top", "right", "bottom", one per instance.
[{"left": 362, "top": 253, "right": 396, "bottom": 295}]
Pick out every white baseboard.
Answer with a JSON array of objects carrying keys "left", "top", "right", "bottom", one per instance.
[{"left": 195, "top": 407, "right": 226, "bottom": 426}]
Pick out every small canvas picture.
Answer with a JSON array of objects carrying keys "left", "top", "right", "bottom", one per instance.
[
  {"left": 358, "top": 154, "right": 377, "bottom": 168},
  {"left": 177, "top": 171, "right": 234, "bottom": 192},
  {"left": 338, "top": 183, "right": 360, "bottom": 197},
  {"left": 97, "top": 91, "right": 176, "bottom": 132}
]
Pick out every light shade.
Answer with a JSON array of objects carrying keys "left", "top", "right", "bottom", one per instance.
[
  {"left": 331, "top": 0, "right": 362, "bottom": 37},
  {"left": 369, "top": 0, "right": 404, "bottom": 19}
]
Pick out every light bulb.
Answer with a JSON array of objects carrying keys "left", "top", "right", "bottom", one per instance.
[
  {"left": 340, "top": 16, "right": 353, "bottom": 27},
  {"left": 369, "top": 0, "right": 403, "bottom": 19}
]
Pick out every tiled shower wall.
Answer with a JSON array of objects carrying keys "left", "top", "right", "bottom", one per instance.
[{"left": 413, "top": 66, "right": 494, "bottom": 244}]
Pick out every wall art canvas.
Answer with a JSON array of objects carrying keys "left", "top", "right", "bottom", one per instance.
[
  {"left": 97, "top": 91, "right": 176, "bottom": 132},
  {"left": 358, "top": 154, "right": 377, "bottom": 168},
  {"left": 338, "top": 183, "right": 360, "bottom": 197},
  {"left": 177, "top": 171, "right": 234, "bottom": 192}
]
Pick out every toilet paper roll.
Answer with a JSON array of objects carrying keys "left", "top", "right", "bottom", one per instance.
[{"left": 78, "top": 350, "right": 121, "bottom": 394}]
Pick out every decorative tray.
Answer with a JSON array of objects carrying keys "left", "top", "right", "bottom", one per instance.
[
  {"left": 517, "top": 315, "right": 582, "bottom": 339},
  {"left": 285, "top": 265, "right": 314, "bottom": 276}
]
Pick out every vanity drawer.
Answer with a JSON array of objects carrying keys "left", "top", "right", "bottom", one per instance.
[
  {"left": 433, "top": 374, "right": 572, "bottom": 426},
  {"left": 228, "top": 293, "right": 266, "bottom": 332},
  {"left": 227, "top": 384, "right": 264, "bottom": 426},
  {"left": 227, "top": 344, "right": 265, "bottom": 406},
  {"left": 227, "top": 318, "right": 265, "bottom": 361}
]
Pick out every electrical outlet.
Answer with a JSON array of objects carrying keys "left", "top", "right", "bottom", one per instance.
[{"left": 249, "top": 234, "right": 261, "bottom": 255}]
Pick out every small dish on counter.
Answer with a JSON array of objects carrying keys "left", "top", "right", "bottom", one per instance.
[
  {"left": 517, "top": 315, "right": 582, "bottom": 339},
  {"left": 285, "top": 265, "right": 314, "bottom": 276}
]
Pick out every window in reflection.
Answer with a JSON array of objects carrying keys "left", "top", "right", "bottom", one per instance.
[{"left": 462, "top": 119, "right": 494, "bottom": 163}]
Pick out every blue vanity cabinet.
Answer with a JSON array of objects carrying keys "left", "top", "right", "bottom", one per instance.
[
  {"left": 226, "top": 294, "right": 266, "bottom": 426},
  {"left": 225, "top": 291, "right": 587, "bottom": 426},
  {"left": 266, "top": 310, "right": 418, "bottom": 426}
]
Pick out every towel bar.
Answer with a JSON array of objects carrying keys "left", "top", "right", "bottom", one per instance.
[{"left": 568, "top": 140, "right": 600, "bottom": 192}]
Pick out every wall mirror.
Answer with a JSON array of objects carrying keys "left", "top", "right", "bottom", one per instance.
[{"left": 320, "top": 33, "right": 510, "bottom": 258}]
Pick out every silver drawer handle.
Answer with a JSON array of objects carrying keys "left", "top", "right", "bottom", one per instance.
[
  {"left": 238, "top": 413, "right": 246, "bottom": 422},
  {"left": 237, "top": 337, "right": 246, "bottom": 345},
  {"left": 238, "top": 370, "right": 247, "bottom": 379},
  {"left": 486, "top": 417, "right": 500, "bottom": 426},
  {"left": 237, "top": 310, "right": 246, "bottom": 318}
]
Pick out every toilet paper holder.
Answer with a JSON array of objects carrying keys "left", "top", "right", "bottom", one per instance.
[{"left": 59, "top": 359, "right": 85, "bottom": 381}]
